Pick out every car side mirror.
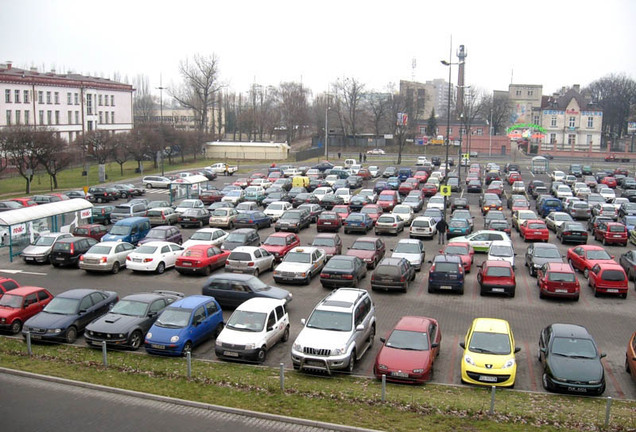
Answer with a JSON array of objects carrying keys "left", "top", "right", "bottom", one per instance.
[
  {"left": 459, "top": 342, "right": 465, "bottom": 349},
  {"left": 611, "top": 255, "right": 615, "bottom": 259},
  {"left": 380, "top": 337, "right": 386, "bottom": 343},
  {"left": 431, "top": 343, "right": 439, "bottom": 348},
  {"left": 427, "top": 260, "right": 433, "bottom": 264},
  {"left": 600, "top": 353, "right": 607, "bottom": 359},
  {"left": 356, "top": 324, "right": 365, "bottom": 332},
  {"left": 301, "top": 318, "right": 306, "bottom": 325},
  {"left": 539, "top": 347, "right": 546, "bottom": 353},
  {"left": 514, "top": 347, "right": 522, "bottom": 353},
  {"left": 267, "top": 326, "right": 274, "bottom": 332}
]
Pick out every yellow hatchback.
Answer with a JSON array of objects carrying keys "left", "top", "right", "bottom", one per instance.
[{"left": 460, "top": 318, "right": 520, "bottom": 388}]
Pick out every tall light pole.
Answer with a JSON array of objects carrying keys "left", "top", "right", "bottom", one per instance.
[
  {"left": 156, "top": 74, "right": 167, "bottom": 175},
  {"left": 441, "top": 37, "right": 453, "bottom": 222},
  {"left": 325, "top": 105, "right": 330, "bottom": 160}
]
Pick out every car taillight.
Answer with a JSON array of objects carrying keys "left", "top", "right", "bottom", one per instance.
[
  {"left": 400, "top": 276, "right": 406, "bottom": 282},
  {"left": 144, "top": 258, "right": 153, "bottom": 263},
  {"left": 126, "top": 256, "right": 131, "bottom": 261},
  {"left": 100, "top": 257, "right": 107, "bottom": 264},
  {"left": 320, "top": 273, "right": 329, "bottom": 278},
  {"left": 563, "top": 231, "right": 571, "bottom": 235},
  {"left": 247, "top": 262, "right": 254, "bottom": 266},
  {"left": 70, "top": 244, "right": 75, "bottom": 254},
  {"left": 79, "top": 255, "right": 84, "bottom": 261}
]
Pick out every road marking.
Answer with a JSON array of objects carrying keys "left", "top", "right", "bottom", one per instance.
[
  {"left": 447, "top": 334, "right": 460, "bottom": 384},
  {"left": 0, "top": 269, "right": 47, "bottom": 276},
  {"left": 523, "top": 340, "right": 538, "bottom": 392}
]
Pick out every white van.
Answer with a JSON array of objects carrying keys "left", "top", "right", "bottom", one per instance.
[{"left": 344, "top": 158, "right": 357, "bottom": 168}]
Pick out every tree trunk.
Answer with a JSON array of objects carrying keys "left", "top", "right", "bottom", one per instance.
[{"left": 52, "top": 174, "right": 59, "bottom": 189}]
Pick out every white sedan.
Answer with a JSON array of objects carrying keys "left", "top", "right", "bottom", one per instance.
[
  {"left": 391, "top": 205, "right": 415, "bottom": 224},
  {"left": 264, "top": 201, "right": 293, "bottom": 221},
  {"left": 334, "top": 188, "right": 352, "bottom": 204},
  {"left": 598, "top": 188, "right": 616, "bottom": 202},
  {"left": 174, "top": 199, "right": 205, "bottom": 214},
  {"left": 427, "top": 195, "right": 446, "bottom": 211},
  {"left": 182, "top": 228, "right": 228, "bottom": 249},
  {"left": 367, "top": 148, "right": 385, "bottom": 155},
  {"left": 126, "top": 241, "right": 184, "bottom": 274}
]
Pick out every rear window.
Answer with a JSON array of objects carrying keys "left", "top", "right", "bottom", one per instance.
[
  {"left": 601, "top": 270, "right": 625, "bottom": 281},
  {"left": 485, "top": 266, "right": 511, "bottom": 277},
  {"left": 412, "top": 219, "right": 431, "bottom": 228},
  {"left": 228, "top": 252, "right": 251, "bottom": 261},
  {"left": 434, "top": 262, "right": 460, "bottom": 273},
  {"left": 52, "top": 242, "right": 71, "bottom": 251},
  {"left": 547, "top": 272, "right": 576, "bottom": 282},
  {"left": 147, "top": 210, "right": 163, "bottom": 217},
  {"left": 112, "top": 206, "right": 132, "bottom": 215},
  {"left": 375, "top": 265, "right": 399, "bottom": 276},
  {"left": 609, "top": 225, "right": 626, "bottom": 232}
]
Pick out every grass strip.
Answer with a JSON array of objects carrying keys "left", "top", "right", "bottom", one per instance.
[{"left": 0, "top": 339, "right": 634, "bottom": 431}]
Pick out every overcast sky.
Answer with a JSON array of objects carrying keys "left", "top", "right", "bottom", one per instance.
[{"left": 2, "top": 0, "right": 635, "bottom": 98}]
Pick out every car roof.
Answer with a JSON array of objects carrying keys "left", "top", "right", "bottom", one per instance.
[
  {"left": 550, "top": 323, "right": 592, "bottom": 339},
  {"left": 394, "top": 316, "right": 435, "bottom": 332},
  {"left": 121, "top": 292, "right": 182, "bottom": 303},
  {"left": 433, "top": 254, "right": 461, "bottom": 263},
  {"left": 137, "top": 241, "right": 177, "bottom": 247},
  {"left": 58, "top": 288, "right": 104, "bottom": 299},
  {"left": 378, "top": 257, "right": 405, "bottom": 266},
  {"left": 317, "top": 288, "right": 367, "bottom": 312},
  {"left": 472, "top": 318, "right": 511, "bottom": 334},
  {"left": 483, "top": 260, "right": 513, "bottom": 268},
  {"left": 234, "top": 297, "right": 286, "bottom": 313},
  {"left": 289, "top": 246, "right": 321, "bottom": 254},
  {"left": 545, "top": 262, "right": 574, "bottom": 272},
  {"left": 170, "top": 295, "right": 217, "bottom": 310},
  {"left": 3, "top": 286, "right": 48, "bottom": 296}
]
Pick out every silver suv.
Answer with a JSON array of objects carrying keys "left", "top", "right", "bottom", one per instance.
[{"left": 291, "top": 288, "right": 375, "bottom": 374}]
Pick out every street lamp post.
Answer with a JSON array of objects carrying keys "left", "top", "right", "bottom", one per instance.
[
  {"left": 325, "top": 105, "right": 329, "bottom": 160},
  {"left": 441, "top": 37, "right": 453, "bottom": 222},
  {"left": 156, "top": 75, "right": 167, "bottom": 176}
]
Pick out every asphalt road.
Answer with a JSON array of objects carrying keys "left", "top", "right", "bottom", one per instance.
[{"left": 1, "top": 154, "right": 635, "bottom": 401}]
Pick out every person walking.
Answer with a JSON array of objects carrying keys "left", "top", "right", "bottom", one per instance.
[
  {"left": 338, "top": 152, "right": 341, "bottom": 159},
  {"left": 436, "top": 218, "right": 448, "bottom": 245},
  {"left": 358, "top": 152, "right": 362, "bottom": 163}
]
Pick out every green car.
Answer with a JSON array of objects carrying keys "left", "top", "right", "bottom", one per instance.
[{"left": 91, "top": 205, "right": 115, "bottom": 225}]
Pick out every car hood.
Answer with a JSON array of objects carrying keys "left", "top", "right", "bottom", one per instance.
[
  {"left": 547, "top": 356, "right": 604, "bottom": 382},
  {"left": 532, "top": 256, "right": 563, "bottom": 267},
  {"left": 25, "top": 311, "right": 76, "bottom": 329},
  {"left": 391, "top": 252, "right": 422, "bottom": 264},
  {"left": 295, "top": 326, "right": 352, "bottom": 350},
  {"left": 315, "top": 246, "right": 337, "bottom": 255},
  {"left": 347, "top": 250, "right": 375, "bottom": 259},
  {"left": 276, "top": 262, "right": 312, "bottom": 272},
  {"left": 262, "top": 245, "right": 288, "bottom": 253},
  {"left": 217, "top": 327, "right": 264, "bottom": 345},
  {"left": 0, "top": 306, "right": 20, "bottom": 319},
  {"left": 376, "top": 345, "right": 432, "bottom": 371},
  {"left": 102, "top": 234, "right": 126, "bottom": 242},
  {"left": 146, "top": 323, "right": 187, "bottom": 343},
  {"left": 87, "top": 313, "right": 146, "bottom": 333},
  {"left": 21, "top": 245, "right": 52, "bottom": 255}
]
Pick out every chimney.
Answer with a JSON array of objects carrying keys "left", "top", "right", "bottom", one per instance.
[
  {"left": 573, "top": 84, "right": 580, "bottom": 93},
  {"left": 6, "top": 61, "right": 12, "bottom": 70},
  {"left": 50, "top": 68, "right": 56, "bottom": 74}
]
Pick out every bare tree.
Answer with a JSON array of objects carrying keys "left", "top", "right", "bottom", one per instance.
[
  {"left": 133, "top": 74, "right": 155, "bottom": 124},
  {"left": 273, "top": 82, "right": 310, "bottom": 144},
  {"left": 81, "top": 130, "right": 113, "bottom": 164},
  {"left": 0, "top": 126, "right": 42, "bottom": 193},
  {"left": 333, "top": 77, "right": 365, "bottom": 139},
  {"left": 112, "top": 133, "right": 131, "bottom": 175},
  {"left": 482, "top": 93, "right": 512, "bottom": 135},
  {"left": 586, "top": 74, "right": 636, "bottom": 142},
  {"left": 387, "top": 93, "right": 409, "bottom": 165},
  {"left": 35, "top": 129, "right": 73, "bottom": 189},
  {"left": 172, "top": 54, "right": 223, "bottom": 133},
  {"left": 364, "top": 91, "right": 391, "bottom": 138}
]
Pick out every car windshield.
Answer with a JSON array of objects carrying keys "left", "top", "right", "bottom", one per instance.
[
  {"left": 190, "top": 232, "right": 213, "bottom": 241},
  {"left": 445, "top": 245, "right": 468, "bottom": 255},
  {"left": 394, "top": 243, "right": 421, "bottom": 254},
  {"left": 552, "top": 337, "right": 597, "bottom": 359},
  {"left": 534, "top": 247, "right": 561, "bottom": 258},
  {"left": 111, "top": 300, "right": 148, "bottom": 317},
  {"left": 155, "top": 308, "right": 191, "bottom": 328},
  {"left": 284, "top": 252, "right": 311, "bottom": 263},
  {"left": 306, "top": 310, "right": 352, "bottom": 332},
  {"left": 225, "top": 310, "right": 267, "bottom": 332},
  {"left": 586, "top": 250, "right": 612, "bottom": 260},
  {"left": 385, "top": 329, "right": 429, "bottom": 350},
  {"left": 33, "top": 236, "right": 56, "bottom": 246},
  {"left": 87, "top": 245, "right": 112, "bottom": 255},
  {"left": 226, "top": 233, "right": 247, "bottom": 242},
  {"left": 146, "top": 230, "right": 168, "bottom": 239},
  {"left": 179, "top": 201, "right": 197, "bottom": 208},
  {"left": 486, "top": 266, "right": 512, "bottom": 277},
  {"left": 469, "top": 331, "right": 511, "bottom": 355},
  {"left": 312, "top": 238, "right": 335, "bottom": 247},
  {"left": 351, "top": 241, "right": 374, "bottom": 251},
  {"left": 135, "top": 246, "right": 158, "bottom": 255},
  {"left": 548, "top": 272, "right": 576, "bottom": 282},
  {"left": 0, "top": 294, "right": 23, "bottom": 308},
  {"left": 264, "top": 236, "right": 286, "bottom": 246},
  {"left": 490, "top": 245, "right": 513, "bottom": 257},
  {"left": 325, "top": 258, "right": 353, "bottom": 270},
  {"left": 109, "top": 226, "right": 131, "bottom": 235},
  {"left": 44, "top": 297, "right": 80, "bottom": 315}
]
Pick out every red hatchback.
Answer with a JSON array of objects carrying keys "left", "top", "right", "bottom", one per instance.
[
  {"left": 175, "top": 245, "right": 230, "bottom": 275},
  {"left": 441, "top": 242, "right": 474, "bottom": 272},
  {"left": 566, "top": 245, "right": 615, "bottom": 278},
  {"left": 261, "top": 232, "right": 300, "bottom": 261},
  {"left": 477, "top": 260, "right": 516, "bottom": 297},
  {"left": 332, "top": 205, "right": 351, "bottom": 221},
  {"left": 377, "top": 191, "right": 400, "bottom": 212},
  {"left": 10, "top": 197, "right": 38, "bottom": 207},
  {"left": 316, "top": 211, "right": 343, "bottom": 232},
  {"left": 519, "top": 219, "right": 549, "bottom": 242},
  {"left": 0, "top": 278, "right": 20, "bottom": 297},
  {"left": 593, "top": 221, "right": 628, "bottom": 246},
  {"left": 73, "top": 224, "right": 109, "bottom": 241},
  {"left": 413, "top": 170, "right": 429, "bottom": 183},
  {"left": 0, "top": 286, "right": 53, "bottom": 334},
  {"left": 398, "top": 179, "right": 420, "bottom": 196},
  {"left": 421, "top": 183, "right": 438, "bottom": 197},
  {"left": 588, "top": 262, "right": 628, "bottom": 298},
  {"left": 600, "top": 177, "right": 617, "bottom": 188},
  {"left": 536, "top": 262, "right": 580, "bottom": 301},
  {"left": 373, "top": 316, "right": 441, "bottom": 384},
  {"left": 346, "top": 237, "right": 386, "bottom": 269}
]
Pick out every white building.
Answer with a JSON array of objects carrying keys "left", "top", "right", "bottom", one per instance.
[{"left": 0, "top": 62, "right": 133, "bottom": 142}]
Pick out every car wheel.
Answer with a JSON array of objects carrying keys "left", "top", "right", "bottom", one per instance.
[
  {"left": 146, "top": 183, "right": 153, "bottom": 189},
  {"left": 156, "top": 262, "right": 166, "bottom": 274},
  {"left": 542, "top": 373, "right": 551, "bottom": 391},
  {"left": 282, "top": 326, "right": 290, "bottom": 343},
  {"left": 66, "top": 326, "right": 78, "bottom": 344},
  {"left": 97, "top": 197, "right": 103, "bottom": 203},
  {"left": 537, "top": 347, "right": 542, "bottom": 362},
  {"left": 203, "top": 265, "right": 211, "bottom": 276},
  {"left": 254, "top": 268, "right": 260, "bottom": 277},
  {"left": 10, "top": 320, "right": 22, "bottom": 335},
  {"left": 129, "top": 331, "right": 143, "bottom": 351},
  {"left": 626, "top": 358, "right": 632, "bottom": 374},
  {"left": 347, "top": 350, "right": 356, "bottom": 373},
  {"left": 602, "top": 237, "right": 607, "bottom": 246},
  {"left": 182, "top": 341, "right": 193, "bottom": 356},
  {"left": 257, "top": 347, "right": 267, "bottom": 363},
  {"left": 111, "top": 262, "right": 120, "bottom": 274},
  {"left": 52, "top": 262, "right": 60, "bottom": 267},
  {"left": 568, "top": 258, "right": 576, "bottom": 271}
]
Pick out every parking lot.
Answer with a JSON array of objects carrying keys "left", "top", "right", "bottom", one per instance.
[{"left": 2, "top": 155, "right": 635, "bottom": 400}]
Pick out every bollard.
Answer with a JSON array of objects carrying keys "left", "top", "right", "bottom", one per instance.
[
  {"left": 489, "top": 386, "right": 496, "bottom": 415},
  {"left": 605, "top": 396, "right": 612, "bottom": 427},
  {"left": 186, "top": 351, "right": 192, "bottom": 378},
  {"left": 381, "top": 374, "right": 386, "bottom": 402},
  {"left": 102, "top": 341, "right": 108, "bottom": 367},
  {"left": 279, "top": 363, "right": 285, "bottom": 391},
  {"left": 26, "top": 331, "right": 32, "bottom": 356}
]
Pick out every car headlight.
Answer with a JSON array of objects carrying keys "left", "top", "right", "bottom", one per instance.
[
  {"left": 377, "top": 364, "right": 388, "bottom": 370},
  {"left": 533, "top": 263, "right": 541, "bottom": 268},
  {"left": 588, "top": 379, "right": 602, "bottom": 385},
  {"left": 273, "top": 270, "right": 280, "bottom": 275},
  {"left": 502, "top": 359, "right": 515, "bottom": 369},
  {"left": 47, "top": 329, "right": 62, "bottom": 334},
  {"left": 245, "top": 343, "right": 256, "bottom": 350},
  {"left": 412, "top": 368, "right": 424, "bottom": 374},
  {"left": 292, "top": 342, "right": 302, "bottom": 351},
  {"left": 146, "top": 332, "right": 152, "bottom": 339},
  {"left": 170, "top": 335, "right": 180, "bottom": 343},
  {"left": 464, "top": 355, "right": 475, "bottom": 366},
  {"left": 215, "top": 339, "right": 222, "bottom": 347},
  {"left": 332, "top": 347, "right": 347, "bottom": 355}
]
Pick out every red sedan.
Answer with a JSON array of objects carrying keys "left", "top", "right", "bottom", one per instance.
[
  {"left": 232, "top": 178, "right": 251, "bottom": 188},
  {"left": 421, "top": 183, "right": 438, "bottom": 197},
  {"left": 413, "top": 170, "right": 429, "bottom": 183},
  {"left": 175, "top": 245, "right": 230, "bottom": 275},
  {"left": 441, "top": 242, "right": 474, "bottom": 272},
  {"left": 511, "top": 199, "right": 530, "bottom": 212},
  {"left": 261, "top": 232, "right": 300, "bottom": 261},
  {"left": 507, "top": 172, "right": 522, "bottom": 184},
  {"left": 566, "top": 245, "right": 615, "bottom": 278},
  {"left": 600, "top": 177, "right": 617, "bottom": 188},
  {"left": 267, "top": 172, "right": 282, "bottom": 183},
  {"left": 519, "top": 219, "right": 549, "bottom": 242},
  {"left": 374, "top": 316, "right": 441, "bottom": 384}
]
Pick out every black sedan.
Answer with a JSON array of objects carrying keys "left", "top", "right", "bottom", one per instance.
[
  {"left": 556, "top": 222, "right": 588, "bottom": 244},
  {"left": 22, "top": 288, "right": 119, "bottom": 343},
  {"left": 312, "top": 161, "right": 334, "bottom": 172},
  {"left": 618, "top": 250, "right": 636, "bottom": 280},
  {"left": 349, "top": 195, "right": 372, "bottom": 212},
  {"left": 84, "top": 291, "right": 183, "bottom": 350},
  {"left": 262, "top": 191, "right": 291, "bottom": 206},
  {"left": 451, "top": 197, "right": 469, "bottom": 211},
  {"left": 178, "top": 208, "right": 210, "bottom": 228},
  {"left": 292, "top": 193, "right": 320, "bottom": 208},
  {"left": 525, "top": 243, "right": 563, "bottom": 277},
  {"left": 467, "top": 179, "right": 482, "bottom": 193},
  {"left": 321, "top": 194, "right": 345, "bottom": 210},
  {"left": 201, "top": 273, "right": 292, "bottom": 309},
  {"left": 297, "top": 203, "right": 323, "bottom": 223},
  {"left": 538, "top": 323, "right": 606, "bottom": 395},
  {"left": 319, "top": 255, "right": 367, "bottom": 288}
]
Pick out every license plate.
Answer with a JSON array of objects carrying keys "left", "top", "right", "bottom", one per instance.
[
  {"left": 555, "top": 289, "right": 568, "bottom": 293},
  {"left": 534, "top": 232, "right": 542, "bottom": 235},
  {"left": 151, "top": 344, "right": 165, "bottom": 350},
  {"left": 391, "top": 371, "right": 409, "bottom": 378},
  {"left": 223, "top": 351, "right": 239, "bottom": 357},
  {"left": 134, "top": 258, "right": 142, "bottom": 262},
  {"left": 324, "top": 222, "right": 332, "bottom": 225},
  {"left": 31, "top": 334, "right": 42, "bottom": 339},
  {"left": 492, "top": 288, "right": 504, "bottom": 293},
  {"left": 567, "top": 386, "right": 588, "bottom": 393},
  {"left": 613, "top": 235, "right": 622, "bottom": 238},
  {"left": 182, "top": 262, "right": 192, "bottom": 266},
  {"left": 55, "top": 257, "right": 64, "bottom": 261},
  {"left": 25, "top": 257, "right": 34, "bottom": 261},
  {"left": 440, "top": 286, "right": 452, "bottom": 290},
  {"left": 479, "top": 375, "right": 498, "bottom": 382},
  {"left": 306, "top": 360, "right": 324, "bottom": 367},
  {"left": 607, "top": 289, "right": 619, "bottom": 293}
]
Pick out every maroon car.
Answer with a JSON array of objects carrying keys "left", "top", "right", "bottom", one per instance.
[
  {"left": 199, "top": 189, "right": 224, "bottom": 204},
  {"left": 0, "top": 286, "right": 54, "bottom": 334},
  {"left": 261, "top": 232, "right": 301, "bottom": 261},
  {"left": 310, "top": 233, "right": 343, "bottom": 259},
  {"left": 72, "top": 224, "right": 109, "bottom": 241},
  {"left": 346, "top": 236, "right": 386, "bottom": 269},
  {"left": 316, "top": 211, "right": 342, "bottom": 232}
]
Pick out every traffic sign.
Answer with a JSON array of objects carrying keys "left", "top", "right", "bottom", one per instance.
[{"left": 440, "top": 185, "right": 452, "bottom": 197}]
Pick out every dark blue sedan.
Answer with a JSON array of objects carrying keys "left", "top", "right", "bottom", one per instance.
[
  {"left": 23, "top": 288, "right": 119, "bottom": 343},
  {"left": 233, "top": 211, "right": 272, "bottom": 230},
  {"left": 344, "top": 212, "right": 374, "bottom": 234},
  {"left": 373, "top": 181, "right": 390, "bottom": 194}
]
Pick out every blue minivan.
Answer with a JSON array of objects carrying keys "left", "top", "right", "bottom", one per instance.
[
  {"left": 101, "top": 217, "right": 151, "bottom": 245},
  {"left": 397, "top": 168, "right": 412, "bottom": 182},
  {"left": 538, "top": 198, "right": 563, "bottom": 217},
  {"left": 144, "top": 295, "right": 224, "bottom": 356},
  {"left": 428, "top": 255, "right": 465, "bottom": 294}
]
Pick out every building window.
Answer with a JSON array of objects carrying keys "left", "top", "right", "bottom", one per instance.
[
  {"left": 475, "top": 128, "right": 483, "bottom": 136},
  {"left": 67, "top": 111, "right": 72, "bottom": 124},
  {"left": 47, "top": 110, "right": 52, "bottom": 125},
  {"left": 99, "top": 111, "right": 103, "bottom": 124},
  {"left": 87, "top": 94, "right": 93, "bottom": 115},
  {"left": 105, "top": 95, "right": 109, "bottom": 106},
  {"left": 38, "top": 91, "right": 43, "bottom": 104},
  {"left": 99, "top": 95, "right": 103, "bottom": 106},
  {"left": 46, "top": 91, "right": 51, "bottom": 104},
  {"left": 568, "top": 134, "right": 576, "bottom": 145},
  {"left": 550, "top": 133, "right": 557, "bottom": 144},
  {"left": 24, "top": 110, "right": 29, "bottom": 125},
  {"left": 528, "top": 90, "right": 534, "bottom": 96},
  {"left": 55, "top": 110, "right": 60, "bottom": 125},
  {"left": 15, "top": 110, "right": 20, "bottom": 125},
  {"left": 24, "top": 90, "right": 29, "bottom": 104},
  {"left": 550, "top": 116, "right": 557, "bottom": 127},
  {"left": 587, "top": 117, "right": 593, "bottom": 128},
  {"left": 5, "top": 89, "right": 11, "bottom": 103},
  {"left": 6, "top": 110, "right": 11, "bottom": 125},
  {"left": 74, "top": 93, "right": 79, "bottom": 105},
  {"left": 111, "top": 111, "right": 115, "bottom": 123},
  {"left": 587, "top": 134, "right": 593, "bottom": 145},
  {"left": 67, "top": 92, "right": 72, "bottom": 105},
  {"left": 111, "top": 95, "right": 114, "bottom": 106},
  {"left": 14, "top": 90, "right": 20, "bottom": 103},
  {"left": 447, "top": 127, "right": 452, "bottom": 135},
  {"left": 533, "top": 115, "right": 539, "bottom": 125},
  {"left": 54, "top": 92, "right": 59, "bottom": 104},
  {"left": 75, "top": 111, "right": 79, "bottom": 124},
  {"left": 87, "top": 120, "right": 93, "bottom": 131},
  {"left": 515, "top": 90, "right": 521, "bottom": 96},
  {"left": 105, "top": 111, "right": 109, "bottom": 123},
  {"left": 569, "top": 117, "right": 576, "bottom": 128},
  {"left": 39, "top": 110, "right": 44, "bottom": 124}
]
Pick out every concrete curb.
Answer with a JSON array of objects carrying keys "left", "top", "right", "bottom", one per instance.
[{"left": 0, "top": 367, "right": 383, "bottom": 432}]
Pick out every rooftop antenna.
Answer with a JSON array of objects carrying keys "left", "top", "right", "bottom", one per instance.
[
  {"left": 411, "top": 58, "right": 416, "bottom": 81},
  {"left": 511, "top": 69, "right": 514, "bottom": 84}
]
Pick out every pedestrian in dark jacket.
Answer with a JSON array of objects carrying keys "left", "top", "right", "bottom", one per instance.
[{"left": 436, "top": 218, "right": 448, "bottom": 244}]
